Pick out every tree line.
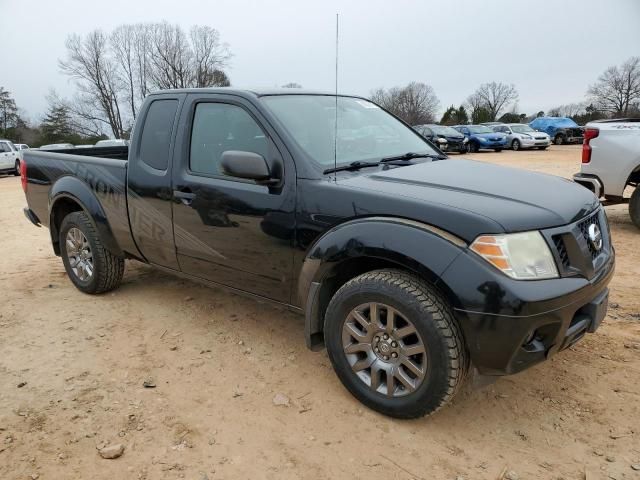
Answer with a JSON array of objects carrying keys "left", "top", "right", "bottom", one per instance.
[
  {"left": 369, "top": 56, "right": 640, "bottom": 126},
  {"left": 1, "top": 48, "right": 639, "bottom": 146}
]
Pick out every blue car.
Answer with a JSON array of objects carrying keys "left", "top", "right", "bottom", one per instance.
[
  {"left": 453, "top": 125, "right": 507, "bottom": 152},
  {"left": 529, "top": 117, "right": 584, "bottom": 145}
]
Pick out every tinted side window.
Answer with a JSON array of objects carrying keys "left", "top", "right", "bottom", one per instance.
[
  {"left": 139, "top": 99, "right": 178, "bottom": 170},
  {"left": 190, "top": 103, "right": 268, "bottom": 176}
]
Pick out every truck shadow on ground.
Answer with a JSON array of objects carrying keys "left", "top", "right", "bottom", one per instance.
[{"left": 114, "top": 261, "right": 560, "bottom": 423}]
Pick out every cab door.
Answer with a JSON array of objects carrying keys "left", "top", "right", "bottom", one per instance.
[
  {"left": 170, "top": 94, "right": 296, "bottom": 303},
  {"left": 127, "top": 95, "right": 185, "bottom": 269}
]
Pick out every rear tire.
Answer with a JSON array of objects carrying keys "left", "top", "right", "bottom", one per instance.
[
  {"left": 469, "top": 142, "right": 478, "bottom": 153},
  {"left": 14, "top": 160, "right": 20, "bottom": 176},
  {"left": 554, "top": 134, "right": 564, "bottom": 145},
  {"left": 630, "top": 187, "right": 640, "bottom": 230},
  {"left": 59, "top": 211, "right": 124, "bottom": 294},
  {"left": 324, "top": 269, "right": 468, "bottom": 418}
]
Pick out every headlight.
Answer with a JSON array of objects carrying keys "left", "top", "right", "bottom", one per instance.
[
  {"left": 520, "top": 134, "right": 532, "bottom": 139},
  {"left": 477, "top": 137, "right": 487, "bottom": 142},
  {"left": 437, "top": 138, "right": 447, "bottom": 144},
  {"left": 463, "top": 137, "right": 469, "bottom": 143},
  {"left": 470, "top": 231, "right": 558, "bottom": 280}
]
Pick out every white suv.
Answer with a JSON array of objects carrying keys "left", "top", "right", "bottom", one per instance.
[
  {"left": 573, "top": 119, "right": 640, "bottom": 228},
  {"left": 0, "top": 139, "right": 20, "bottom": 176}
]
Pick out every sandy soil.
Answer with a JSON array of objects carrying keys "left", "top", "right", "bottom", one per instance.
[{"left": 0, "top": 145, "right": 639, "bottom": 480}]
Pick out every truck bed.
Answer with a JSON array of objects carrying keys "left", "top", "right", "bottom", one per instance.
[{"left": 22, "top": 148, "right": 138, "bottom": 258}]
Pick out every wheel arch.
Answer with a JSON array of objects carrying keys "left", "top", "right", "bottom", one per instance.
[
  {"left": 298, "top": 217, "right": 468, "bottom": 350},
  {"left": 49, "top": 176, "right": 123, "bottom": 257}
]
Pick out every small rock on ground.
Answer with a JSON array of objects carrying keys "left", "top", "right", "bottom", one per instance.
[
  {"left": 98, "top": 444, "right": 125, "bottom": 459},
  {"left": 272, "top": 393, "right": 290, "bottom": 407}
]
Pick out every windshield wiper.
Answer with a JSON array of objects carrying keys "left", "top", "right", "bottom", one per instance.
[
  {"left": 323, "top": 161, "right": 382, "bottom": 175},
  {"left": 323, "top": 152, "right": 446, "bottom": 175},
  {"left": 380, "top": 152, "right": 446, "bottom": 162}
]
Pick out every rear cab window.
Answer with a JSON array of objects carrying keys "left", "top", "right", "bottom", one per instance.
[{"left": 139, "top": 99, "right": 179, "bottom": 170}]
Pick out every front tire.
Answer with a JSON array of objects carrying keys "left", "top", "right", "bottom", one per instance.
[
  {"left": 59, "top": 211, "right": 124, "bottom": 294},
  {"left": 468, "top": 142, "right": 478, "bottom": 153},
  {"left": 630, "top": 187, "right": 640, "bottom": 229},
  {"left": 554, "top": 134, "right": 564, "bottom": 145},
  {"left": 511, "top": 139, "right": 520, "bottom": 151},
  {"left": 14, "top": 160, "right": 20, "bottom": 176},
  {"left": 324, "top": 269, "right": 468, "bottom": 418}
]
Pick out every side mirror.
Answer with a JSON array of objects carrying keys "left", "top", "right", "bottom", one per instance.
[{"left": 221, "top": 150, "right": 279, "bottom": 185}]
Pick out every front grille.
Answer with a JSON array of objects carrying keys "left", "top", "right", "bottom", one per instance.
[
  {"left": 553, "top": 236, "right": 570, "bottom": 268},
  {"left": 577, "top": 211, "right": 602, "bottom": 259},
  {"left": 544, "top": 208, "right": 609, "bottom": 280}
]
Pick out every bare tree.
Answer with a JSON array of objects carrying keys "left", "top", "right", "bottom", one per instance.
[
  {"left": 548, "top": 102, "right": 585, "bottom": 118},
  {"left": 190, "top": 25, "right": 232, "bottom": 87},
  {"left": 111, "top": 25, "right": 138, "bottom": 119},
  {"left": 133, "top": 23, "right": 153, "bottom": 101},
  {"left": 148, "top": 22, "right": 193, "bottom": 89},
  {"left": 469, "top": 82, "right": 518, "bottom": 121},
  {"left": 60, "top": 23, "right": 232, "bottom": 136},
  {"left": 59, "top": 31, "right": 126, "bottom": 138},
  {"left": 588, "top": 57, "right": 640, "bottom": 115},
  {"left": 370, "top": 82, "right": 440, "bottom": 125}
]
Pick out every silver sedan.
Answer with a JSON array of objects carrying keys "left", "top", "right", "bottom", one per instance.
[{"left": 492, "top": 123, "right": 551, "bottom": 151}]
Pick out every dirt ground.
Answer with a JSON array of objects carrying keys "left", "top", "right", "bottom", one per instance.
[{"left": 1, "top": 145, "right": 639, "bottom": 480}]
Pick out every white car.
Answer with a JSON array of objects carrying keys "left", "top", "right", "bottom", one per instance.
[
  {"left": 40, "top": 143, "right": 75, "bottom": 150},
  {"left": 491, "top": 124, "right": 551, "bottom": 151},
  {"left": 573, "top": 118, "right": 640, "bottom": 228},
  {"left": 0, "top": 139, "right": 20, "bottom": 176},
  {"left": 95, "top": 139, "right": 129, "bottom": 147}
]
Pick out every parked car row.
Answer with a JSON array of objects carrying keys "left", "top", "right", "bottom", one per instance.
[{"left": 412, "top": 120, "right": 571, "bottom": 153}]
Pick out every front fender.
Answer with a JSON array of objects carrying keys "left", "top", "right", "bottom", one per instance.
[
  {"left": 298, "top": 216, "right": 467, "bottom": 349},
  {"left": 49, "top": 176, "right": 123, "bottom": 256}
]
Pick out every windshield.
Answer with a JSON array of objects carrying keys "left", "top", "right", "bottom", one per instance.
[
  {"left": 262, "top": 95, "right": 438, "bottom": 167},
  {"left": 468, "top": 126, "right": 493, "bottom": 134},
  {"left": 511, "top": 125, "right": 535, "bottom": 133},
  {"left": 430, "top": 126, "right": 462, "bottom": 136}
]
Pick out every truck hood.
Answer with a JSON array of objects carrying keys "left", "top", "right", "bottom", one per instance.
[{"left": 341, "top": 159, "right": 599, "bottom": 234}]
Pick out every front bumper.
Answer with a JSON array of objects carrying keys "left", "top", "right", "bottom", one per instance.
[
  {"left": 438, "top": 240, "right": 615, "bottom": 376},
  {"left": 521, "top": 138, "right": 550, "bottom": 148},
  {"left": 478, "top": 141, "right": 506, "bottom": 149}
]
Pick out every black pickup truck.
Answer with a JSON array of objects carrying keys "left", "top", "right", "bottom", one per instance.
[{"left": 21, "top": 89, "right": 614, "bottom": 418}]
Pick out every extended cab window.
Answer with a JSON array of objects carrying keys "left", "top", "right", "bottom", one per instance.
[
  {"left": 139, "top": 99, "right": 178, "bottom": 170},
  {"left": 190, "top": 103, "right": 268, "bottom": 176}
]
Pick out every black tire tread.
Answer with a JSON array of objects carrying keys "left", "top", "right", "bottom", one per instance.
[
  {"left": 328, "top": 269, "right": 468, "bottom": 418},
  {"left": 630, "top": 187, "right": 640, "bottom": 229},
  {"left": 60, "top": 211, "right": 124, "bottom": 294}
]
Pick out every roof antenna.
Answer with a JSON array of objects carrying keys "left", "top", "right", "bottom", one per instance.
[{"left": 333, "top": 13, "right": 339, "bottom": 182}]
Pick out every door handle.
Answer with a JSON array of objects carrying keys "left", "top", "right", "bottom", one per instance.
[{"left": 173, "top": 189, "right": 196, "bottom": 206}]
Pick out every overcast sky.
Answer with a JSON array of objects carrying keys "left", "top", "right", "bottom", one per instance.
[{"left": 1, "top": 0, "right": 639, "bottom": 122}]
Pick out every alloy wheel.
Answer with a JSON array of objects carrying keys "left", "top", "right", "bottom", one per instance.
[
  {"left": 341, "top": 302, "right": 427, "bottom": 397},
  {"left": 66, "top": 227, "right": 94, "bottom": 281}
]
